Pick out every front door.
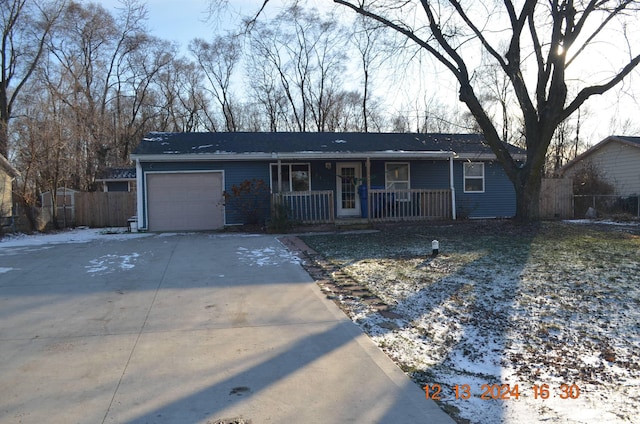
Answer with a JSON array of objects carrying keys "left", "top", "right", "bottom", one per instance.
[{"left": 336, "top": 162, "right": 362, "bottom": 217}]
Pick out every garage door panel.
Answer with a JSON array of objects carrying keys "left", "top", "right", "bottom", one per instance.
[{"left": 147, "top": 173, "right": 224, "bottom": 231}]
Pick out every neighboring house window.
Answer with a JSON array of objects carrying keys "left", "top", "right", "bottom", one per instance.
[
  {"left": 386, "top": 162, "right": 410, "bottom": 200},
  {"left": 106, "top": 181, "right": 130, "bottom": 192},
  {"left": 270, "top": 163, "right": 311, "bottom": 192},
  {"left": 464, "top": 162, "right": 485, "bottom": 193}
]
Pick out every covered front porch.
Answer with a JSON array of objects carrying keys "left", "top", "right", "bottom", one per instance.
[
  {"left": 272, "top": 187, "right": 453, "bottom": 224},
  {"left": 270, "top": 154, "right": 457, "bottom": 225}
]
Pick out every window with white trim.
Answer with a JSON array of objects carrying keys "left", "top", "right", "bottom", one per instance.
[
  {"left": 385, "top": 162, "right": 410, "bottom": 200},
  {"left": 270, "top": 163, "right": 311, "bottom": 192},
  {"left": 464, "top": 162, "right": 485, "bottom": 193}
]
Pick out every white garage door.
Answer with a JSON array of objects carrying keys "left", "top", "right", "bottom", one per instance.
[{"left": 147, "top": 172, "right": 224, "bottom": 231}]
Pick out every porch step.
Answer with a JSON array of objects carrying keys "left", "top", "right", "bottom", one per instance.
[{"left": 335, "top": 218, "right": 372, "bottom": 229}]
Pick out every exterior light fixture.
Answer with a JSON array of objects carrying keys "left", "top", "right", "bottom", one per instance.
[{"left": 432, "top": 240, "right": 439, "bottom": 257}]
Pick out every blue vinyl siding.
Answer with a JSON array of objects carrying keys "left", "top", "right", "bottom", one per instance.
[
  {"left": 139, "top": 158, "right": 516, "bottom": 226},
  {"left": 454, "top": 160, "right": 515, "bottom": 218},
  {"left": 312, "top": 159, "right": 514, "bottom": 219},
  {"left": 140, "top": 161, "right": 271, "bottom": 226},
  {"left": 309, "top": 160, "right": 335, "bottom": 191},
  {"left": 355, "top": 160, "right": 451, "bottom": 189},
  {"left": 410, "top": 160, "right": 451, "bottom": 189}
]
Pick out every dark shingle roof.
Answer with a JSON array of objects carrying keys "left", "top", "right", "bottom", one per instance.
[
  {"left": 613, "top": 135, "right": 640, "bottom": 146},
  {"left": 96, "top": 167, "right": 136, "bottom": 180},
  {"left": 132, "top": 132, "right": 524, "bottom": 158}
]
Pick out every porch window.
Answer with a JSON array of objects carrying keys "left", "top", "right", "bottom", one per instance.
[
  {"left": 270, "top": 163, "right": 311, "bottom": 192},
  {"left": 386, "top": 162, "right": 410, "bottom": 200},
  {"left": 464, "top": 162, "right": 485, "bottom": 193}
]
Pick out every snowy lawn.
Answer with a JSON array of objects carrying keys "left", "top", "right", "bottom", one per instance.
[{"left": 301, "top": 221, "right": 640, "bottom": 424}]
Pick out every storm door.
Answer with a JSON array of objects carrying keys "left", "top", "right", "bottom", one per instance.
[{"left": 336, "top": 162, "right": 362, "bottom": 217}]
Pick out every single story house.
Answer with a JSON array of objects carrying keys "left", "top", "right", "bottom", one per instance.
[
  {"left": 95, "top": 167, "right": 137, "bottom": 192},
  {"left": 558, "top": 135, "right": 640, "bottom": 196},
  {"left": 0, "top": 154, "right": 20, "bottom": 218},
  {"left": 130, "top": 132, "right": 525, "bottom": 232}
]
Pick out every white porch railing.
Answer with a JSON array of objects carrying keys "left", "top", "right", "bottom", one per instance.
[
  {"left": 272, "top": 190, "right": 335, "bottom": 224},
  {"left": 369, "top": 188, "right": 452, "bottom": 221},
  {"left": 272, "top": 189, "right": 452, "bottom": 224}
]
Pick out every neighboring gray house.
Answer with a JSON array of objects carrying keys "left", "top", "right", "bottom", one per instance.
[
  {"left": 0, "top": 155, "right": 19, "bottom": 218},
  {"left": 559, "top": 135, "right": 640, "bottom": 196},
  {"left": 131, "top": 132, "right": 525, "bottom": 232},
  {"left": 96, "top": 168, "right": 137, "bottom": 192}
]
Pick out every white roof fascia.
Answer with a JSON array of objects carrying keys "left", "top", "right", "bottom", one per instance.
[
  {"left": 455, "top": 152, "right": 526, "bottom": 161},
  {"left": 95, "top": 178, "right": 136, "bottom": 183},
  {"left": 131, "top": 151, "right": 456, "bottom": 162}
]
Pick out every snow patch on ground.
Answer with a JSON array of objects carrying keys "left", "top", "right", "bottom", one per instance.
[
  {"left": 303, "top": 223, "right": 640, "bottom": 424},
  {"left": 0, "top": 228, "right": 151, "bottom": 248},
  {"left": 235, "top": 245, "right": 302, "bottom": 267},
  {"left": 86, "top": 253, "right": 140, "bottom": 275}
]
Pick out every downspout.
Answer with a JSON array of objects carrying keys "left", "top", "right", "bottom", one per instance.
[
  {"left": 449, "top": 155, "right": 457, "bottom": 220},
  {"left": 136, "top": 159, "right": 144, "bottom": 229}
]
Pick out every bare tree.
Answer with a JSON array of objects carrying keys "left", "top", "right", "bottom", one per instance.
[
  {"left": 190, "top": 34, "right": 242, "bottom": 132},
  {"left": 246, "top": 49, "right": 289, "bottom": 131},
  {"left": 44, "top": 0, "right": 149, "bottom": 188},
  {"left": 0, "top": 0, "right": 65, "bottom": 158},
  {"left": 247, "top": 6, "right": 349, "bottom": 132},
  {"left": 247, "top": 24, "right": 293, "bottom": 131},
  {"left": 112, "top": 37, "right": 174, "bottom": 162},
  {"left": 351, "top": 14, "right": 387, "bottom": 132},
  {"left": 239, "top": 0, "right": 640, "bottom": 221},
  {"left": 12, "top": 79, "right": 73, "bottom": 227},
  {"left": 153, "top": 56, "right": 213, "bottom": 132},
  {"left": 334, "top": 0, "right": 640, "bottom": 221},
  {"left": 547, "top": 106, "right": 588, "bottom": 173}
]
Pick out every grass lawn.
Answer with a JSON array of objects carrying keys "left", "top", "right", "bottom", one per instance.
[{"left": 301, "top": 221, "right": 640, "bottom": 424}]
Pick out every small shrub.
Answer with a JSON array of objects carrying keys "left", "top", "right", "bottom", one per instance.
[
  {"left": 572, "top": 161, "right": 614, "bottom": 195},
  {"left": 224, "top": 179, "right": 270, "bottom": 225},
  {"left": 268, "top": 201, "right": 294, "bottom": 232}
]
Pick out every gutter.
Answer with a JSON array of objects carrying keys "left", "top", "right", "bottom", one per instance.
[{"left": 130, "top": 151, "right": 457, "bottom": 162}]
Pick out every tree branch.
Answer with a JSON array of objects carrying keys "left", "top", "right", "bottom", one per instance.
[
  {"left": 566, "top": 0, "right": 636, "bottom": 68},
  {"left": 334, "top": 0, "right": 461, "bottom": 78},
  {"left": 561, "top": 53, "right": 640, "bottom": 122}
]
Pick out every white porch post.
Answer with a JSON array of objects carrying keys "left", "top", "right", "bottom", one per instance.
[
  {"left": 366, "top": 157, "right": 371, "bottom": 222},
  {"left": 277, "top": 159, "right": 282, "bottom": 193},
  {"left": 449, "top": 155, "right": 457, "bottom": 220}
]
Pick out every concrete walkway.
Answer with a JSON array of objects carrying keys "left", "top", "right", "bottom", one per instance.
[{"left": 0, "top": 232, "right": 453, "bottom": 424}]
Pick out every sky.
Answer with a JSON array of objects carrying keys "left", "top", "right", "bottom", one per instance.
[
  {"left": 98, "top": 0, "right": 306, "bottom": 50},
  {"left": 99, "top": 0, "right": 218, "bottom": 49},
  {"left": 94, "top": 0, "right": 639, "bottom": 146}
]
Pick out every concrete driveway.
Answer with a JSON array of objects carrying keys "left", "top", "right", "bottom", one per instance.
[{"left": 0, "top": 232, "right": 453, "bottom": 424}]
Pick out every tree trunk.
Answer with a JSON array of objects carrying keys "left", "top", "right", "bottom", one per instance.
[
  {"left": 0, "top": 129, "right": 6, "bottom": 159},
  {"left": 513, "top": 171, "right": 542, "bottom": 222},
  {"left": 0, "top": 112, "right": 8, "bottom": 158}
]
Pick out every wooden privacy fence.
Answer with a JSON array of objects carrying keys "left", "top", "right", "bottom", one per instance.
[
  {"left": 539, "top": 178, "right": 573, "bottom": 219},
  {"left": 369, "top": 188, "right": 451, "bottom": 221},
  {"left": 75, "top": 192, "right": 136, "bottom": 227}
]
